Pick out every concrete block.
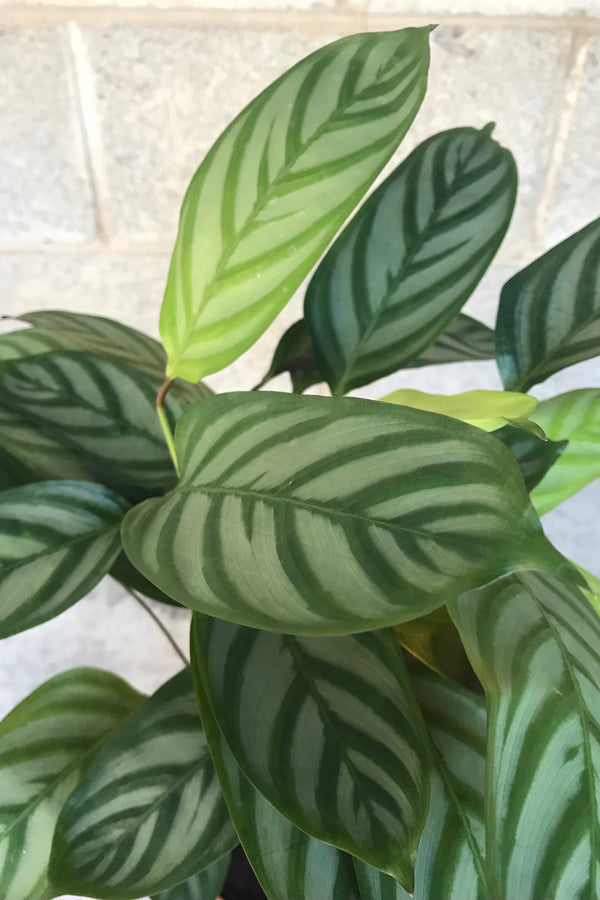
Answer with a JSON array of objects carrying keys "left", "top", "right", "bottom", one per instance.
[
  {"left": 0, "top": 28, "right": 95, "bottom": 244},
  {"left": 354, "top": 0, "right": 600, "bottom": 14},
  {"left": 546, "top": 36, "right": 600, "bottom": 246},
  {"left": 81, "top": 26, "right": 340, "bottom": 243}
]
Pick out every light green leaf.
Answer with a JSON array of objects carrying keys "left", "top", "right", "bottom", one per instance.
[
  {"left": 304, "top": 126, "right": 516, "bottom": 394},
  {"left": 0, "top": 480, "right": 128, "bottom": 638},
  {"left": 530, "top": 388, "right": 600, "bottom": 514},
  {"left": 192, "top": 616, "right": 430, "bottom": 888},
  {"left": 192, "top": 660, "right": 362, "bottom": 900},
  {"left": 382, "top": 388, "right": 537, "bottom": 432},
  {"left": 50, "top": 668, "right": 237, "bottom": 900},
  {"left": 160, "top": 28, "right": 431, "bottom": 383},
  {"left": 0, "top": 668, "right": 144, "bottom": 900},
  {"left": 405, "top": 313, "right": 495, "bottom": 368},
  {"left": 449, "top": 571, "right": 600, "bottom": 900},
  {"left": 493, "top": 424, "right": 567, "bottom": 492},
  {"left": 0, "top": 350, "right": 185, "bottom": 503},
  {"left": 577, "top": 565, "right": 600, "bottom": 618},
  {"left": 496, "top": 216, "right": 600, "bottom": 391},
  {"left": 122, "top": 392, "right": 576, "bottom": 634},
  {"left": 109, "top": 551, "right": 182, "bottom": 607},
  {"left": 150, "top": 855, "right": 230, "bottom": 900}
]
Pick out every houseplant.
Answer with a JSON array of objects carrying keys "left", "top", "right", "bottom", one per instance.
[{"left": 1, "top": 24, "right": 599, "bottom": 900}]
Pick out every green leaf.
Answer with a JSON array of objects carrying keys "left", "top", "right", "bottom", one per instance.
[
  {"left": 494, "top": 423, "right": 568, "bottom": 492},
  {"left": 0, "top": 480, "right": 128, "bottom": 638},
  {"left": 496, "top": 216, "right": 600, "bottom": 391},
  {"left": 405, "top": 313, "right": 495, "bottom": 368},
  {"left": 0, "top": 350, "right": 185, "bottom": 503},
  {"left": 394, "top": 607, "right": 479, "bottom": 690},
  {"left": 150, "top": 856, "right": 230, "bottom": 900},
  {"left": 192, "top": 616, "right": 430, "bottom": 888},
  {"left": 304, "top": 126, "right": 516, "bottom": 394},
  {"left": 0, "top": 668, "right": 144, "bottom": 900},
  {"left": 122, "top": 392, "right": 576, "bottom": 634},
  {"left": 160, "top": 28, "right": 431, "bottom": 383},
  {"left": 449, "top": 571, "right": 600, "bottom": 900},
  {"left": 382, "top": 388, "right": 537, "bottom": 432},
  {"left": 254, "top": 320, "right": 324, "bottom": 394},
  {"left": 16, "top": 310, "right": 212, "bottom": 404},
  {"left": 192, "top": 663, "right": 362, "bottom": 900},
  {"left": 50, "top": 668, "right": 237, "bottom": 900},
  {"left": 110, "top": 550, "right": 182, "bottom": 607},
  {"left": 0, "top": 327, "right": 61, "bottom": 364},
  {"left": 0, "top": 444, "right": 39, "bottom": 491},
  {"left": 530, "top": 388, "right": 600, "bottom": 514}
]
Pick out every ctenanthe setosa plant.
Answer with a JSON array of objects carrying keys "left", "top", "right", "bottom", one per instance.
[{"left": 1, "top": 25, "right": 600, "bottom": 900}]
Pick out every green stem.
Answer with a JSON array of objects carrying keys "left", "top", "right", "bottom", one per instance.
[{"left": 156, "top": 378, "right": 180, "bottom": 476}]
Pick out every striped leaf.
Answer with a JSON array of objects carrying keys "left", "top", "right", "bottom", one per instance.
[
  {"left": 496, "top": 216, "right": 600, "bottom": 391},
  {"left": 530, "top": 389, "right": 600, "bottom": 514},
  {"left": 151, "top": 855, "right": 230, "bottom": 900},
  {"left": 405, "top": 313, "right": 495, "bottom": 368},
  {"left": 50, "top": 668, "right": 237, "bottom": 899},
  {"left": 304, "top": 126, "right": 516, "bottom": 394},
  {"left": 449, "top": 571, "right": 600, "bottom": 900},
  {"left": 122, "top": 392, "right": 576, "bottom": 635},
  {"left": 192, "top": 616, "right": 430, "bottom": 888},
  {"left": 110, "top": 550, "right": 182, "bottom": 607},
  {"left": 160, "top": 28, "right": 431, "bottom": 383},
  {"left": 0, "top": 350, "right": 184, "bottom": 503},
  {"left": 254, "top": 320, "right": 323, "bottom": 394},
  {"left": 0, "top": 480, "right": 128, "bottom": 638},
  {"left": 0, "top": 668, "right": 144, "bottom": 900},
  {"left": 382, "top": 388, "right": 538, "bottom": 432},
  {"left": 192, "top": 662, "right": 363, "bottom": 900},
  {"left": 17, "top": 310, "right": 212, "bottom": 404},
  {"left": 0, "top": 444, "right": 38, "bottom": 491},
  {"left": 0, "top": 326, "right": 61, "bottom": 364},
  {"left": 493, "top": 424, "right": 568, "bottom": 492}
]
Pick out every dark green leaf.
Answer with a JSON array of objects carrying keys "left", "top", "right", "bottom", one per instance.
[
  {"left": 493, "top": 423, "right": 568, "bottom": 492},
  {"left": 150, "top": 856, "right": 230, "bottom": 900},
  {"left": 496, "top": 216, "right": 600, "bottom": 391},
  {"left": 406, "top": 313, "right": 495, "bottom": 368},
  {"left": 449, "top": 572, "right": 600, "bottom": 900},
  {"left": 0, "top": 668, "right": 144, "bottom": 900},
  {"left": 0, "top": 480, "right": 128, "bottom": 638},
  {"left": 254, "top": 320, "right": 324, "bottom": 393},
  {"left": 0, "top": 326, "right": 61, "bottom": 364},
  {"left": 305, "top": 126, "right": 516, "bottom": 394},
  {"left": 192, "top": 616, "right": 430, "bottom": 888},
  {"left": 160, "top": 28, "right": 431, "bottom": 382},
  {"left": 394, "top": 607, "right": 479, "bottom": 690},
  {"left": 50, "top": 668, "right": 237, "bottom": 899},
  {"left": 0, "top": 444, "right": 39, "bottom": 491},
  {"left": 0, "top": 350, "right": 185, "bottom": 503},
  {"left": 122, "top": 392, "right": 577, "bottom": 634}
]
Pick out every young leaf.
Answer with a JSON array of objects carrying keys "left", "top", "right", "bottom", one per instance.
[
  {"left": 0, "top": 668, "right": 144, "bottom": 900},
  {"left": 50, "top": 668, "right": 237, "bottom": 900},
  {"left": 160, "top": 28, "right": 431, "bottom": 383},
  {"left": 192, "top": 616, "right": 430, "bottom": 888},
  {"left": 394, "top": 607, "right": 479, "bottom": 690},
  {"left": 496, "top": 216, "right": 600, "bottom": 391},
  {"left": 449, "top": 571, "right": 600, "bottom": 900},
  {"left": 150, "top": 855, "right": 230, "bottom": 900},
  {"left": 122, "top": 392, "right": 576, "bottom": 635},
  {"left": 493, "top": 424, "right": 567, "bottom": 492},
  {"left": 304, "top": 126, "right": 516, "bottom": 394},
  {"left": 0, "top": 350, "right": 184, "bottom": 503},
  {"left": 382, "top": 388, "right": 537, "bottom": 432},
  {"left": 0, "top": 480, "right": 128, "bottom": 638},
  {"left": 530, "top": 388, "right": 600, "bottom": 514}
]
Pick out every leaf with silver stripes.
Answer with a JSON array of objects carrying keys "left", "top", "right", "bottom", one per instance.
[
  {"left": 49, "top": 668, "right": 237, "bottom": 900},
  {"left": 0, "top": 668, "right": 144, "bottom": 900},
  {"left": 0, "top": 326, "right": 61, "bottom": 364},
  {"left": 192, "top": 616, "right": 430, "bottom": 888},
  {"left": 122, "top": 391, "right": 577, "bottom": 635},
  {"left": 0, "top": 350, "right": 184, "bottom": 503},
  {"left": 160, "top": 28, "right": 431, "bottom": 383},
  {"left": 449, "top": 571, "right": 600, "bottom": 900},
  {"left": 150, "top": 855, "right": 230, "bottom": 900},
  {"left": 0, "top": 480, "right": 128, "bottom": 638},
  {"left": 304, "top": 126, "right": 516, "bottom": 394},
  {"left": 493, "top": 423, "right": 568, "bottom": 493},
  {"left": 530, "top": 388, "right": 600, "bottom": 514},
  {"left": 496, "top": 216, "right": 600, "bottom": 391}
]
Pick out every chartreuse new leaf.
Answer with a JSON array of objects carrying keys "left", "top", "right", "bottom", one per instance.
[
  {"left": 0, "top": 350, "right": 184, "bottom": 502},
  {"left": 0, "top": 480, "right": 128, "bottom": 638},
  {"left": 122, "top": 392, "right": 575, "bottom": 634},
  {"left": 49, "top": 668, "right": 236, "bottom": 900},
  {"left": 160, "top": 28, "right": 431, "bottom": 382},
  {"left": 192, "top": 616, "right": 430, "bottom": 888},
  {"left": 449, "top": 571, "right": 600, "bottom": 900},
  {"left": 304, "top": 126, "right": 516, "bottom": 394},
  {"left": 496, "top": 216, "right": 600, "bottom": 391},
  {"left": 382, "top": 388, "right": 538, "bottom": 432},
  {"left": 150, "top": 855, "right": 230, "bottom": 900},
  {"left": 0, "top": 668, "right": 144, "bottom": 900},
  {"left": 530, "top": 389, "right": 600, "bottom": 514}
]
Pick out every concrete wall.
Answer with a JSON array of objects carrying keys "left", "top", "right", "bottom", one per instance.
[{"left": 1, "top": 5, "right": 599, "bottom": 896}]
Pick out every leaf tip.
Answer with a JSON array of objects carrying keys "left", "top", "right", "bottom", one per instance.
[{"left": 482, "top": 121, "right": 496, "bottom": 136}]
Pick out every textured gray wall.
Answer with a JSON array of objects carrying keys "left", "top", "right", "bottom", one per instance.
[{"left": 1, "top": 4, "right": 599, "bottom": 897}]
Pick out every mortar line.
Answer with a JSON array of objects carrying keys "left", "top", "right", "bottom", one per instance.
[
  {"left": 533, "top": 29, "right": 591, "bottom": 250},
  {"left": 1, "top": 6, "right": 600, "bottom": 32},
  {"left": 67, "top": 20, "right": 112, "bottom": 242}
]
